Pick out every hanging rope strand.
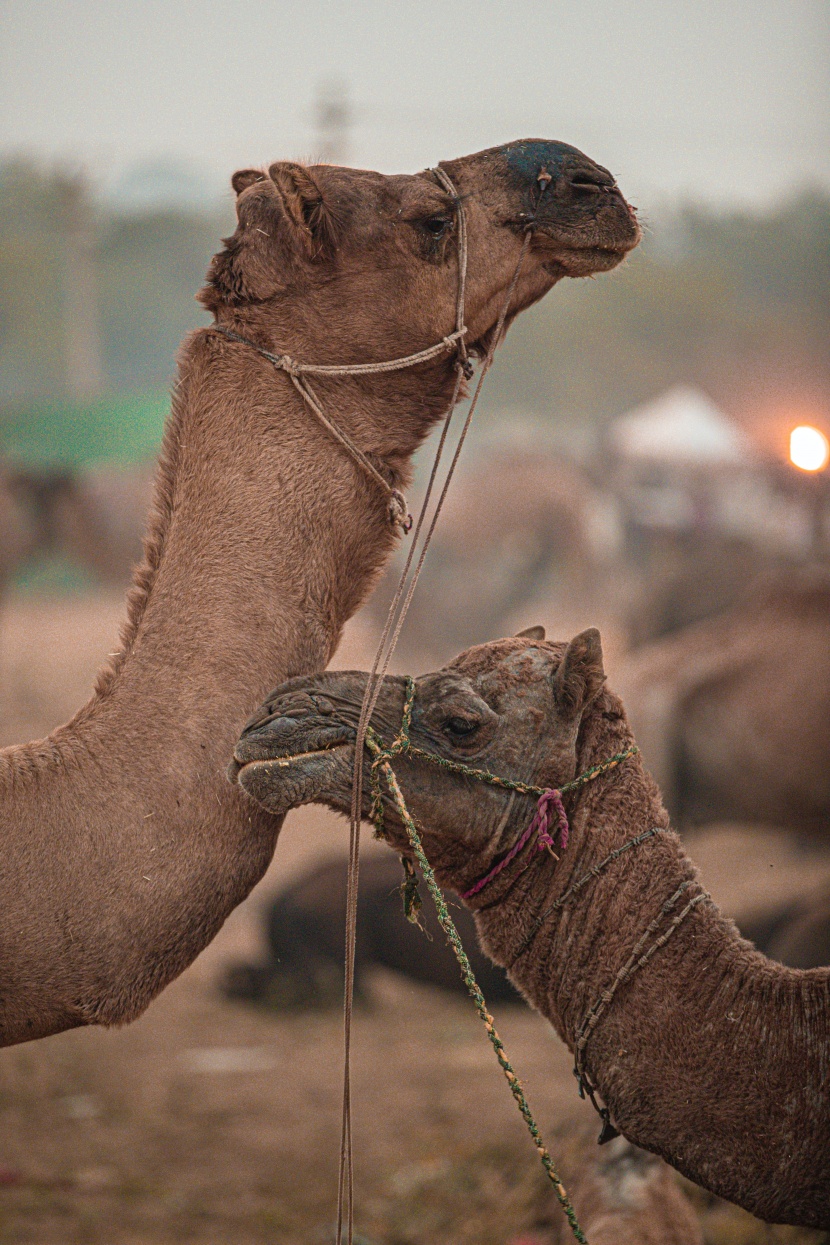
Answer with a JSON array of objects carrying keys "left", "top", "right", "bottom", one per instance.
[
  {"left": 338, "top": 163, "right": 545, "bottom": 1243},
  {"left": 339, "top": 231, "right": 533, "bottom": 1242},
  {"left": 364, "top": 737, "right": 588, "bottom": 1244},
  {"left": 337, "top": 166, "right": 475, "bottom": 1244}
]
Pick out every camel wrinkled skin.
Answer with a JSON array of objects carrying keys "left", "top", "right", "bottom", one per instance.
[
  {"left": 234, "top": 629, "right": 830, "bottom": 1230},
  {"left": 0, "top": 141, "right": 639, "bottom": 1048}
]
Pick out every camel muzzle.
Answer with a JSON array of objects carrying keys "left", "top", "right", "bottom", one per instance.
[
  {"left": 233, "top": 712, "right": 355, "bottom": 769},
  {"left": 493, "top": 138, "right": 641, "bottom": 260}
]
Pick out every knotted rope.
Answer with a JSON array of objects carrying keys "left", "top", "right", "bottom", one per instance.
[
  {"left": 213, "top": 323, "right": 473, "bottom": 531},
  {"left": 356, "top": 676, "right": 645, "bottom": 1204},
  {"left": 352, "top": 676, "right": 710, "bottom": 1165},
  {"left": 367, "top": 677, "right": 639, "bottom": 905}
]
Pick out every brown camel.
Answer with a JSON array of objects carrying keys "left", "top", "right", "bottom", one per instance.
[
  {"left": 0, "top": 141, "right": 639, "bottom": 1048},
  {"left": 46, "top": 463, "right": 155, "bottom": 586},
  {"left": 741, "top": 880, "right": 830, "bottom": 969},
  {"left": 222, "top": 850, "right": 522, "bottom": 1009},
  {"left": 233, "top": 629, "right": 830, "bottom": 1229},
  {"left": 0, "top": 468, "right": 38, "bottom": 594},
  {"left": 615, "top": 571, "right": 830, "bottom": 835}
]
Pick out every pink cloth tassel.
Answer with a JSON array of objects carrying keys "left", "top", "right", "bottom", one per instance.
[
  {"left": 461, "top": 789, "right": 569, "bottom": 900},
  {"left": 528, "top": 789, "right": 569, "bottom": 854}
]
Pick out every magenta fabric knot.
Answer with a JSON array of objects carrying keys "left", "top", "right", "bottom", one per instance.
[
  {"left": 460, "top": 789, "right": 569, "bottom": 900},
  {"left": 528, "top": 789, "right": 569, "bottom": 854}
]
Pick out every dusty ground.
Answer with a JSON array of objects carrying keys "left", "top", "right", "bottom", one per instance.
[{"left": 0, "top": 593, "right": 827, "bottom": 1245}]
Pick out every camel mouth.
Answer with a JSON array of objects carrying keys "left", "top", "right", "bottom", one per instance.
[
  {"left": 231, "top": 740, "right": 355, "bottom": 815},
  {"left": 531, "top": 205, "right": 642, "bottom": 276},
  {"left": 231, "top": 715, "right": 356, "bottom": 780},
  {"left": 546, "top": 244, "right": 632, "bottom": 277}
]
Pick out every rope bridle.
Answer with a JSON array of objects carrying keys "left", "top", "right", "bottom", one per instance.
[
  {"left": 366, "top": 677, "right": 640, "bottom": 899},
  {"left": 337, "top": 166, "right": 542, "bottom": 1245},
  {"left": 217, "top": 161, "right": 556, "bottom": 1242},
  {"left": 212, "top": 166, "right": 473, "bottom": 533}
]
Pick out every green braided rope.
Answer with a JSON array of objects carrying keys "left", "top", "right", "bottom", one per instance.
[
  {"left": 377, "top": 677, "right": 638, "bottom": 802},
  {"left": 365, "top": 735, "right": 588, "bottom": 1244}
]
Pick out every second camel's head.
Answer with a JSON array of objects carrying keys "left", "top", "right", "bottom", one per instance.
[{"left": 231, "top": 627, "right": 618, "bottom": 897}]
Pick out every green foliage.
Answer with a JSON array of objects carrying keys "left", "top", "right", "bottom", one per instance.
[{"left": 0, "top": 392, "right": 169, "bottom": 468}]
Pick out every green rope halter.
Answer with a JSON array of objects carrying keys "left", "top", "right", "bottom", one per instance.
[
  {"left": 366, "top": 675, "right": 638, "bottom": 855},
  {"left": 359, "top": 676, "right": 639, "bottom": 1243}
]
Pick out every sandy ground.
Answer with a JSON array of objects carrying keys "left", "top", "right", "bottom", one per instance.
[{"left": 0, "top": 593, "right": 827, "bottom": 1245}]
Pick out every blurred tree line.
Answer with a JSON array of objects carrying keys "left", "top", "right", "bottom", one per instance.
[
  {"left": 1, "top": 156, "right": 828, "bottom": 444},
  {"left": 486, "top": 189, "right": 830, "bottom": 444},
  {"left": 0, "top": 159, "right": 229, "bottom": 403}
]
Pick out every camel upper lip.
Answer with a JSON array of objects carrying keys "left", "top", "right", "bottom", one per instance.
[
  {"left": 228, "top": 738, "right": 353, "bottom": 786},
  {"left": 232, "top": 715, "right": 356, "bottom": 770}
]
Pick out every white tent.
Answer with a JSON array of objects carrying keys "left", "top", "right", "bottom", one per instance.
[{"left": 610, "top": 386, "right": 756, "bottom": 466}]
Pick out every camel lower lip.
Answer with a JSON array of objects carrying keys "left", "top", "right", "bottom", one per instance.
[{"left": 234, "top": 742, "right": 350, "bottom": 775}]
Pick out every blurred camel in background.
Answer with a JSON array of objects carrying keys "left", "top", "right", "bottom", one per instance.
[
  {"left": 222, "top": 851, "right": 522, "bottom": 1009},
  {"left": 616, "top": 571, "right": 830, "bottom": 837},
  {"left": 369, "top": 447, "right": 606, "bottom": 664},
  {"left": 0, "top": 460, "right": 153, "bottom": 597}
]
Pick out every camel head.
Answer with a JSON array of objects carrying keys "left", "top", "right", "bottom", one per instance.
[
  {"left": 199, "top": 141, "right": 640, "bottom": 371},
  {"left": 232, "top": 626, "right": 610, "bottom": 894}
]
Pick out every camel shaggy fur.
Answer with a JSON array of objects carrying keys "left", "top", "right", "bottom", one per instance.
[
  {"left": 0, "top": 141, "right": 639, "bottom": 1047},
  {"left": 234, "top": 629, "right": 830, "bottom": 1229}
]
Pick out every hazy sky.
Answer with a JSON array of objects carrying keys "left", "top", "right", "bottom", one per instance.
[{"left": 1, "top": 0, "right": 828, "bottom": 210}]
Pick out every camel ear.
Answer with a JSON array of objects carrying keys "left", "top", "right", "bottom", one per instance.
[
  {"left": 199, "top": 175, "right": 290, "bottom": 310},
  {"left": 516, "top": 625, "right": 546, "bottom": 641},
  {"left": 268, "top": 161, "right": 338, "bottom": 259},
  {"left": 553, "top": 628, "right": 605, "bottom": 718},
  {"left": 231, "top": 168, "right": 267, "bottom": 195}
]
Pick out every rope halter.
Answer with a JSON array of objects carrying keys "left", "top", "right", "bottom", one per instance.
[
  {"left": 364, "top": 675, "right": 639, "bottom": 899},
  {"left": 213, "top": 165, "right": 473, "bottom": 533}
]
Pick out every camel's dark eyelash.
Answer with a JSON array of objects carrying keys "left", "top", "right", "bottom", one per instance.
[
  {"left": 445, "top": 716, "right": 478, "bottom": 738},
  {"left": 421, "top": 215, "right": 452, "bottom": 238}
]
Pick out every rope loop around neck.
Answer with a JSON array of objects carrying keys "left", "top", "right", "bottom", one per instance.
[{"left": 213, "top": 167, "right": 472, "bottom": 538}]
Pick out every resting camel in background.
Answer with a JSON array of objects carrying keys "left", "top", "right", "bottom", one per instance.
[
  {"left": 234, "top": 629, "right": 830, "bottom": 1229},
  {"left": 0, "top": 140, "right": 639, "bottom": 1047},
  {"left": 0, "top": 469, "right": 37, "bottom": 595},
  {"left": 616, "top": 571, "right": 830, "bottom": 837},
  {"left": 0, "top": 464, "right": 150, "bottom": 599}
]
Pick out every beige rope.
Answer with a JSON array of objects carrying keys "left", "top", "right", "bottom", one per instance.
[
  {"left": 213, "top": 322, "right": 469, "bottom": 532},
  {"left": 335, "top": 165, "right": 472, "bottom": 1242},
  {"left": 338, "top": 172, "right": 536, "bottom": 1241},
  {"left": 216, "top": 166, "right": 475, "bottom": 538}
]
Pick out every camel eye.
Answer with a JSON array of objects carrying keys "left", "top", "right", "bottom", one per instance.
[
  {"left": 445, "top": 716, "right": 478, "bottom": 739},
  {"left": 423, "top": 215, "right": 451, "bottom": 238}
]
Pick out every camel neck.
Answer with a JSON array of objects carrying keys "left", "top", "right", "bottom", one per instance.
[
  {"left": 474, "top": 705, "right": 830, "bottom": 1227},
  {"left": 0, "top": 327, "right": 447, "bottom": 1046}
]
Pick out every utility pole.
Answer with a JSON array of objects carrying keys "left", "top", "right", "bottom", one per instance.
[
  {"left": 314, "top": 79, "right": 352, "bottom": 165},
  {"left": 58, "top": 170, "right": 105, "bottom": 401}
]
